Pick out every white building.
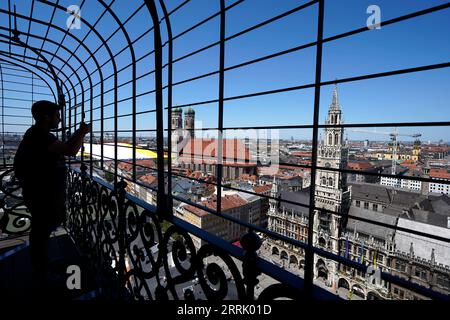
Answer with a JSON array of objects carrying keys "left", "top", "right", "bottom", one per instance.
[
  {"left": 429, "top": 182, "right": 450, "bottom": 195},
  {"left": 395, "top": 218, "right": 450, "bottom": 267},
  {"left": 428, "top": 168, "right": 450, "bottom": 195},
  {"left": 380, "top": 176, "right": 422, "bottom": 192}
]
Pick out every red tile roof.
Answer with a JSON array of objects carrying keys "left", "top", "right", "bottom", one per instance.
[
  {"left": 291, "top": 151, "right": 312, "bottom": 157},
  {"left": 180, "top": 138, "right": 251, "bottom": 161},
  {"left": 429, "top": 168, "right": 450, "bottom": 180},
  {"left": 136, "top": 159, "right": 156, "bottom": 168},
  {"left": 138, "top": 174, "right": 157, "bottom": 185},
  {"left": 239, "top": 174, "right": 258, "bottom": 182},
  {"left": 347, "top": 161, "right": 375, "bottom": 170},
  {"left": 253, "top": 184, "right": 272, "bottom": 194},
  {"left": 400, "top": 160, "right": 419, "bottom": 170},
  {"left": 177, "top": 156, "right": 257, "bottom": 167},
  {"left": 258, "top": 165, "right": 310, "bottom": 176},
  {"left": 184, "top": 194, "right": 248, "bottom": 217},
  {"left": 118, "top": 162, "right": 133, "bottom": 172},
  {"left": 118, "top": 159, "right": 156, "bottom": 172},
  {"left": 190, "top": 171, "right": 202, "bottom": 180}
]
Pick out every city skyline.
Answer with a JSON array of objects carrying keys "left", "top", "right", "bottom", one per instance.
[
  {"left": 0, "top": 0, "right": 449, "bottom": 302},
  {"left": 0, "top": 0, "right": 449, "bottom": 140}
]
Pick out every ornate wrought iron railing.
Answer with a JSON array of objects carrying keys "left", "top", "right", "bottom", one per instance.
[
  {"left": 0, "top": 0, "right": 449, "bottom": 301},
  {"left": 0, "top": 166, "right": 30, "bottom": 240},
  {"left": 1, "top": 161, "right": 336, "bottom": 300},
  {"left": 66, "top": 165, "right": 339, "bottom": 300}
]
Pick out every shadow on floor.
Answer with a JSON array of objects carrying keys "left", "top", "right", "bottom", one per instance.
[{"left": 0, "top": 232, "right": 100, "bottom": 300}]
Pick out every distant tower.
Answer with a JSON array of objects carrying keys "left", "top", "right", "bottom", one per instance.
[
  {"left": 268, "top": 176, "right": 281, "bottom": 234},
  {"left": 413, "top": 138, "right": 421, "bottom": 161},
  {"left": 313, "top": 84, "right": 351, "bottom": 288},
  {"left": 269, "top": 176, "right": 279, "bottom": 212},
  {"left": 172, "top": 107, "right": 183, "bottom": 130},
  {"left": 364, "top": 139, "right": 369, "bottom": 148},
  {"left": 171, "top": 108, "right": 183, "bottom": 159},
  {"left": 184, "top": 107, "right": 195, "bottom": 139}
]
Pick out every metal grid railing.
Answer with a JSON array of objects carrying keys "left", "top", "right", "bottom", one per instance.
[{"left": 0, "top": 0, "right": 448, "bottom": 300}]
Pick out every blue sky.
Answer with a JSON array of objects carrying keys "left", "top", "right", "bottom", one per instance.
[{"left": 0, "top": 0, "right": 449, "bottom": 142}]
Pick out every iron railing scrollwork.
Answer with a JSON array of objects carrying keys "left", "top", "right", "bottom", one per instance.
[
  {"left": 0, "top": 166, "right": 30, "bottom": 237},
  {"left": 66, "top": 167, "right": 309, "bottom": 300}
]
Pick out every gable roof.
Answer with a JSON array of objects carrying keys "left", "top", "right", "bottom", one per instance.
[{"left": 346, "top": 206, "right": 397, "bottom": 240}]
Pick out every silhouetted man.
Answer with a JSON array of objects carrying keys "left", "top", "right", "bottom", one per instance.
[{"left": 13, "top": 100, "right": 90, "bottom": 291}]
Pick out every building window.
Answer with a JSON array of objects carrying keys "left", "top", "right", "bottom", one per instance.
[
  {"left": 396, "top": 261, "right": 406, "bottom": 272},
  {"left": 364, "top": 202, "right": 369, "bottom": 210},
  {"left": 377, "top": 254, "right": 383, "bottom": 264},
  {"left": 414, "top": 267, "right": 428, "bottom": 280},
  {"left": 436, "top": 275, "right": 450, "bottom": 289},
  {"left": 373, "top": 204, "right": 378, "bottom": 211},
  {"left": 355, "top": 200, "right": 360, "bottom": 207}
]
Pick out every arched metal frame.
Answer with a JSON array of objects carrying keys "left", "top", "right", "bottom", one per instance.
[{"left": 0, "top": 0, "right": 448, "bottom": 301}]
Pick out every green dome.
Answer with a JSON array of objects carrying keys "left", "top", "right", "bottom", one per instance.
[
  {"left": 173, "top": 107, "right": 182, "bottom": 113},
  {"left": 185, "top": 107, "right": 195, "bottom": 114}
]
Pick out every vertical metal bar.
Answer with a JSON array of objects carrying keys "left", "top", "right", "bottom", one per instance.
[
  {"left": 8, "top": 0, "right": 11, "bottom": 54},
  {"left": 117, "top": 178, "right": 128, "bottom": 298},
  {"left": 217, "top": 0, "right": 226, "bottom": 215},
  {"left": 58, "top": 79, "right": 63, "bottom": 140},
  {"left": 0, "top": 63, "right": 4, "bottom": 166},
  {"left": 114, "top": 74, "right": 118, "bottom": 189},
  {"left": 101, "top": 82, "right": 104, "bottom": 171},
  {"left": 80, "top": 85, "right": 85, "bottom": 166},
  {"left": 304, "top": 0, "right": 324, "bottom": 298},
  {"left": 132, "top": 78, "right": 137, "bottom": 184},
  {"left": 31, "top": 73, "right": 34, "bottom": 125},
  {"left": 89, "top": 83, "right": 93, "bottom": 177},
  {"left": 158, "top": 0, "right": 174, "bottom": 212},
  {"left": 145, "top": 0, "right": 165, "bottom": 217},
  {"left": 68, "top": 85, "right": 72, "bottom": 168},
  {"left": 241, "top": 231, "right": 262, "bottom": 300}
]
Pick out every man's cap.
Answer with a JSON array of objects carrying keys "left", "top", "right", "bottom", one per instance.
[{"left": 31, "top": 100, "right": 62, "bottom": 120}]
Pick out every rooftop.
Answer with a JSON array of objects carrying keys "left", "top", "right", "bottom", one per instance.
[
  {"left": 429, "top": 168, "right": 450, "bottom": 180},
  {"left": 184, "top": 194, "right": 249, "bottom": 217}
]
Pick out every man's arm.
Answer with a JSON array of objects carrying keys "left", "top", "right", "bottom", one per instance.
[{"left": 48, "top": 122, "right": 91, "bottom": 156}]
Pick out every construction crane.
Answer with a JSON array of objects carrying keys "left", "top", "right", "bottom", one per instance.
[{"left": 349, "top": 128, "right": 422, "bottom": 175}]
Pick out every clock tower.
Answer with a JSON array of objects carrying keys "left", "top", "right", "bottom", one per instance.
[{"left": 313, "top": 85, "right": 351, "bottom": 288}]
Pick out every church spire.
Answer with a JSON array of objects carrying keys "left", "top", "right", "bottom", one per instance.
[
  {"left": 330, "top": 83, "right": 340, "bottom": 111},
  {"left": 271, "top": 175, "right": 278, "bottom": 197},
  {"left": 326, "top": 84, "right": 342, "bottom": 127}
]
